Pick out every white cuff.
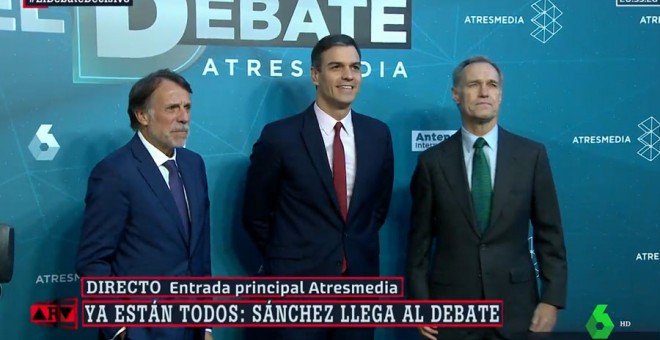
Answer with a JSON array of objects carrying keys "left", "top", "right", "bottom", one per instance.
[{"left": 111, "top": 327, "right": 126, "bottom": 340}]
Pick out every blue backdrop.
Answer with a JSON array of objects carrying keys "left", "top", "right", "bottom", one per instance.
[{"left": 1, "top": 1, "right": 659, "bottom": 339}]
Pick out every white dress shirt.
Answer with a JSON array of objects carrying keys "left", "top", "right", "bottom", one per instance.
[
  {"left": 314, "top": 102, "right": 357, "bottom": 207},
  {"left": 138, "top": 131, "right": 178, "bottom": 187},
  {"left": 137, "top": 131, "right": 190, "bottom": 214}
]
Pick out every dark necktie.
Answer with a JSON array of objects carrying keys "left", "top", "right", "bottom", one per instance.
[
  {"left": 471, "top": 137, "right": 492, "bottom": 233},
  {"left": 163, "top": 160, "right": 190, "bottom": 239},
  {"left": 332, "top": 122, "right": 348, "bottom": 273}
]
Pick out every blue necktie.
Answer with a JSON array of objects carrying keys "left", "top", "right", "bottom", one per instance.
[
  {"left": 163, "top": 160, "right": 190, "bottom": 239},
  {"left": 471, "top": 137, "right": 492, "bottom": 233}
]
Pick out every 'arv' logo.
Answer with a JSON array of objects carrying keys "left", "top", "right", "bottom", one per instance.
[
  {"left": 586, "top": 304, "right": 614, "bottom": 339},
  {"left": 30, "top": 298, "right": 78, "bottom": 330}
]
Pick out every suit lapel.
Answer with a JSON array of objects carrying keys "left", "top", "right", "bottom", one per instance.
[
  {"left": 442, "top": 132, "right": 481, "bottom": 237},
  {"left": 300, "top": 106, "right": 342, "bottom": 217},
  {"left": 489, "top": 128, "right": 517, "bottom": 232},
  {"left": 130, "top": 136, "right": 189, "bottom": 245},
  {"left": 177, "top": 152, "right": 198, "bottom": 253},
  {"left": 346, "top": 113, "right": 366, "bottom": 222}
]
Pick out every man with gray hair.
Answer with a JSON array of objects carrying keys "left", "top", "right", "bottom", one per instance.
[
  {"left": 77, "top": 69, "right": 212, "bottom": 340},
  {"left": 406, "top": 56, "right": 567, "bottom": 339}
]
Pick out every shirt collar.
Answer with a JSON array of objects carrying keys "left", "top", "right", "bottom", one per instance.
[
  {"left": 137, "top": 130, "right": 177, "bottom": 166},
  {"left": 314, "top": 102, "right": 354, "bottom": 137},
  {"left": 461, "top": 125, "right": 499, "bottom": 154}
]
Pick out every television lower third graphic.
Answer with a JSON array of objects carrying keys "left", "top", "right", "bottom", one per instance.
[
  {"left": 637, "top": 117, "right": 659, "bottom": 161},
  {"left": 530, "top": 0, "right": 563, "bottom": 44},
  {"left": 28, "top": 124, "right": 60, "bottom": 161},
  {"left": 30, "top": 298, "right": 78, "bottom": 330}
]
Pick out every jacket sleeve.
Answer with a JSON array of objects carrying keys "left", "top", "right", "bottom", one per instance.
[
  {"left": 406, "top": 155, "right": 434, "bottom": 300},
  {"left": 531, "top": 145, "right": 568, "bottom": 308},
  {"left": 242, "top": 125, "right": 282, "bottom": 255}
]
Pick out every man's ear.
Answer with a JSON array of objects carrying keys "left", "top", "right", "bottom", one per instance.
[
  {"left": 451, "top": 87, "right": 460, "bottom": 104},
  {"left": 135, "top": 109, "right": 150, "bottom": 127},
  {"left": 310, "top": 66, "right": 320, "bottom": 86}
]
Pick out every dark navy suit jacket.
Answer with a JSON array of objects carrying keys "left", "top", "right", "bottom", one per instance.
[
  {"left": 243, "top": 104, "right": 394, "bottom": 277},
  {"left": 77, "top": 134, "right": 211, "bottom": 340}
]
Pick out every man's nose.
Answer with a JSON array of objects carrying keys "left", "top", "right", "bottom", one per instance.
[
  {"left": 342, "top": 67, "right": 355, "bottom": 80},
  {"left": 177, "top": 108, "right": 190, "bottom": 122},
  {"left": 478, "top": 84, "right": 489, "bottom": 97}
]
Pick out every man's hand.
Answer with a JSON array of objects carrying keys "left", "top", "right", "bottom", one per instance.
[
  {"left": 418, "top": 326, "right": 438, "bottom": 340},
  {"left": 529, "top": 302, "right": 558, "bottom": 332},
  {"left": 205, "top": 331, "right": 213, "bottom": 340}
]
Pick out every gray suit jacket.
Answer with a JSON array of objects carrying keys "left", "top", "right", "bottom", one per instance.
[{"left": 406, "top": 127, "right": 567, "bottom": 338}]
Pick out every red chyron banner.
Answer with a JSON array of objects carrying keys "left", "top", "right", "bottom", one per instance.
[
  {"left": 31, "top": 277, "right": 504, "bottom": 329},
  {"left": 81, "top": 299, "right": 504, "bottom": 328}
]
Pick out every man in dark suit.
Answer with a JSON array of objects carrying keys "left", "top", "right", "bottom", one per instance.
[
  {"left": 76, "top": 69, "right": 212, "bottom": 340},
  {"left": 406, "top": 56, "right": 567, "bottom": 340},
  {"left": 242, "top": 34, "right": 394, "bottom": 340}
]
